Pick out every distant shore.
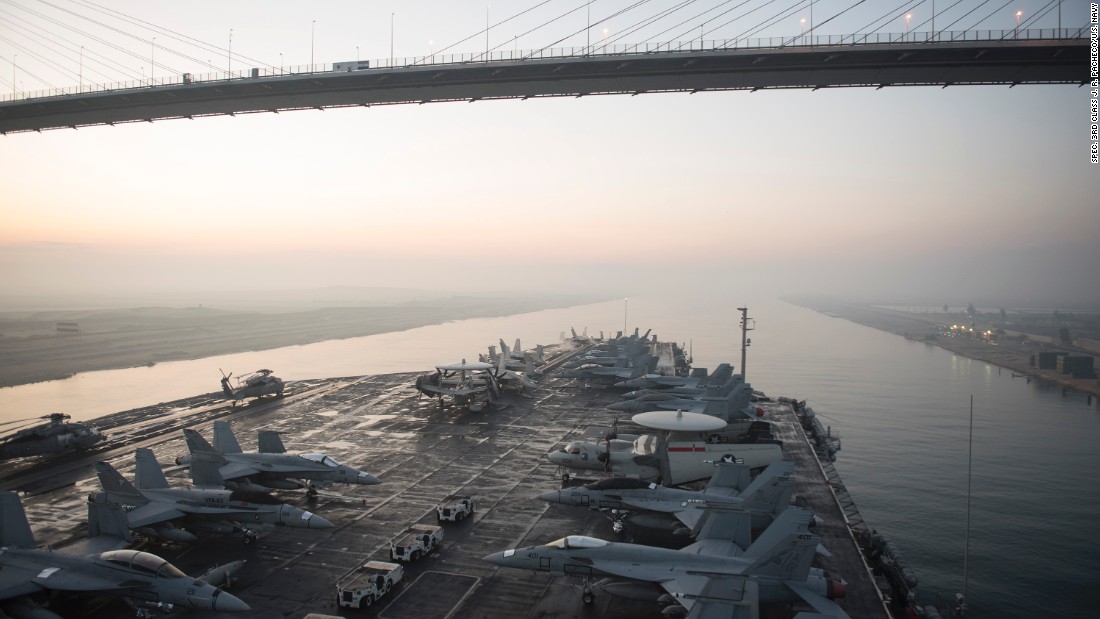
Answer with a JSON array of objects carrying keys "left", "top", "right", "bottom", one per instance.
[
  {"left": 0, "top": 296, "right": 595, "bottom": 389},
  {"left": 790, "top": 299, "right": 1100, "bottom": 399}
]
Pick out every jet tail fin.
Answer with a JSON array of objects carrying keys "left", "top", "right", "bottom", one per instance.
[
  {"left": 95, "top": 461, "right": 143, "bottom": 497},
  {"left": 258, "top": 430, "right": 287, "bottom": 454},
  {"left": 184, "top": 428, "right": 218, "bottom": 454},
  {"left": 741, "top": 509, "right": 818, "bottom": 581},
  {"left": 191, "top": 451, "right": 227, "bottom": 487},
  {"left": 692, "top": 508, "right": 753, "bottom": 551},
  {"left": 134, "top": 448, "right": 170, "bottom": 490},
  {"left": 213, "top": 421, "right": 243, "bottom": 454},
  {"left": 87, "top": 496, "right": 133, "bottom": 542},
  {"left": 628, "top": 354, "right": 652, "bottom": 379},
  {"left": 0, "top": 490, "right": 37, "bottom": 548},
  {"left": 706, "top": 462, "right": 753, "bottom": 495},
  {"left": 739, "top": 461, "right": 795, "bottom": 515}
]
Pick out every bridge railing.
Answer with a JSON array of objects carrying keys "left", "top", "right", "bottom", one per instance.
[{"left": 0, "top": 27, "right": 1089, "bottom": 104}]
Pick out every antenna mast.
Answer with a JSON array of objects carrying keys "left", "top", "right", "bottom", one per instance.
[
  {"left": 737, "top": 307, "right": 753, "bottom": 380},
  {"left": 960, "top": 395, "right": 973, "bottom": 616}
]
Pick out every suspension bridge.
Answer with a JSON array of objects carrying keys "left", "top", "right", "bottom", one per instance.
[{"left": 0, "top": 1, "right": 1090, "bottom": 135}]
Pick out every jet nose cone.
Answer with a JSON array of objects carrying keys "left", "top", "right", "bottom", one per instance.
[
  {"left": 545, "top": 452, "right": 565, "bottom": 465},
  {"left": 212, "top": 590, "right": 251, "bottom": 613},
  {"left": 357, "top": 472, "right": 381, "bottom": 485},
  {"left": 606, "top": 401, "right": 631, "bottom": 412},
  {"left": 305, "top": 511, "right": 333, "bottom": 529},
  {"left": 537, "top": 490, "right": 561, "bottom": 503},
  {"left": 481, "top": 549, "right": 515, "bottom": 566}
]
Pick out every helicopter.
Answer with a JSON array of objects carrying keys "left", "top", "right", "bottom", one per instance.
[
  {"left": 0, "top": 413, "right": 106, "bottom": 460},
  {"left": 220, "top": 368, "right": 285, "bottom": 406}
]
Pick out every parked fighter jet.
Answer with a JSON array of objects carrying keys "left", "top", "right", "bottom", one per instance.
[
  {"left": 483, "top": 507, "right": 848, "bottom": 618},
  {"left": 0, "top": 413, "right": 106, "bottom": 460},
  {"left": 608, "top": 375, "right": 747, "bottom": 414},
  {"left": 0, "top": 491, "right": 251, "bottom": 617},
  {"left": 500, "top": 338, "right": 545, "bottom": 366},
  {"left": 564, "top": 327, "right": 602, "bottom": 345},
  {"left": 177, "top": 421, "right": 380, "bottom": 495},
  {"left": 553, "top": 353, "right": 657, "bottom": 382},
  {"left": 93, "top": 448, "right": 332, "bottom": 544},
  {"left": 220, "top": 368, "right": 284, "bottom": 406},
  {"left": 539, "top": 460, "right": 794, "bottom": 535},
  {"left": 615, "top": 363, "right": 734, "bottom": 390}
]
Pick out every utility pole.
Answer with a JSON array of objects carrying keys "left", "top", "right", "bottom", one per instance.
[
  {"left": 228, "top": 29, "right": 233, "bottom": 76},
  {"left": 79, "top": 46, "right": 83, "bottom": 93},
  {"left": 486, "top": 5, "right": 491, "bottom": 60},
  {"left": 737, "top": 307, "right": 754, "bottom": 380},
  {"left": 390, "top": 12, "right": 395, "bottom": 66},
  {"left": 151, "top": 37, "right": 155, "bottom": 85}
]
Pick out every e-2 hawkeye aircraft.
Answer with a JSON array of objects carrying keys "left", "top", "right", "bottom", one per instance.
[
  {"left": 177, "top": 421, "right": 380, "bottom": 495},
  {"left": 546, "top": 410, "right": 782, "bottom": 485},
  {"left": 0, "top": 491, "right": 250, "bottom": 618},
  {"left": 414, "top": 359, "right": 503, "bottom": 411}
]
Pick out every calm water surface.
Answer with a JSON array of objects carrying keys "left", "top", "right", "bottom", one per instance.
[{"left": 1, "top": 293, "right": 1096, "bottom": 618}]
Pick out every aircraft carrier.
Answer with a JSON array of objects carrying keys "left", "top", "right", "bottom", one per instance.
[{"left": 0, "top": 341, "right": 908, "bottom": 619}]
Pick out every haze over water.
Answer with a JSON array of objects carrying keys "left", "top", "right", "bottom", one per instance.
[{"left": 1, "top": 293, "right": 1096, "bottom": 618}]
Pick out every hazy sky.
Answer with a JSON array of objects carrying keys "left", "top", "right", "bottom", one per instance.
[{"left": 1, "top": 1, "right": 1097, "bottom": 308}]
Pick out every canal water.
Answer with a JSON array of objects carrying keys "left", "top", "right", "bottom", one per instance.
[{"left": 1, "top": 292, "right": 1095, "bottom": 618}]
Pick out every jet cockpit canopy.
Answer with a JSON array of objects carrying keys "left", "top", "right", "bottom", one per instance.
[
  {"left": 545, "top": 535, "right": 608, "bottom": 550},
  {"left": 98, "top": 549, "right": 186, "bottom": 578}
]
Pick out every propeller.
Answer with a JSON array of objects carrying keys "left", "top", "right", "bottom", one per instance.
[{"left": 600, "top": 419, "right": 620, "bottom": 474}]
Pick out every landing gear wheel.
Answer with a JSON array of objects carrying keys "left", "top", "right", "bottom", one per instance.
[
  {"left": 243, "top": 532, "right": 257, "bottom": 545},
  {"left": 582, "top": 589, "right": 595, "bottom": 605},
  {"left": 561, "top": 473, "right": 570, "bottom": 482}
]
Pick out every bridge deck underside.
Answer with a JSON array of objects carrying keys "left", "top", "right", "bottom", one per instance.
[{"left": 0, "top": 39, "right": 1086, "bottom": 134}]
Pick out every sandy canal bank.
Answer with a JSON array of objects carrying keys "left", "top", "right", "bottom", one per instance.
[
  {"left": 789, "top": 298, "right": 1100, "bottom": 399},
  {"left": 0, "top": 295, "right": 595, "bottom": 388}
]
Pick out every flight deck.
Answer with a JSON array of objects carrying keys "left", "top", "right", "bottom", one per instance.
[{"left": 1, "top": 344, "right": 894, "bottom": 619}]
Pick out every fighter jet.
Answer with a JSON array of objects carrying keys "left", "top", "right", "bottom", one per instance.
[
  {"left": 499, "top": 338, "right": 545, "bottom": 366},
  {"left": 483, "top": 507, "right": 848, "bottom": 618},
  {"left": 538, "top": 460, "right": 794, "bottom": 536},
  {"left": 92, "top": 448, "right": 332, "bottom": 544},
  {"left": 177, "top": 421, "right": 380, "bottom": 495},
  {"left": 553, "top": 353, "right": 657, "bottom": 382},
  {"left": 608, "top": 375, "right": 748, "bottom": 414},
  {"left": 564, "top": 327, "right": 602, "bottom": 345},
  {"left": 0, "top": 491, "right": 250, "bottom": 617},
  {"left": 220, "top": 368, "right": 285, "bottom": 406},
  {"left": 0, "top": 413, "right": 106, "bottom": 460},
  {"left": 615, "top": 362, "right": 734, "bottom": 391}
]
